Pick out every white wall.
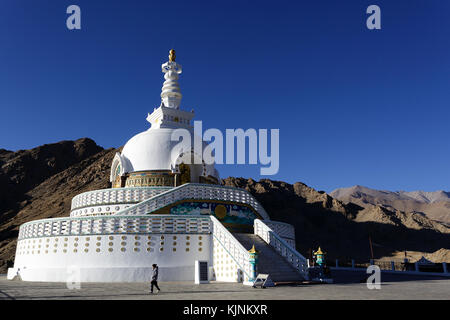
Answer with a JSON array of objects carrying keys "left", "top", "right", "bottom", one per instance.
[
  {"left": 13, "top": 233, "right": 212, "bottom": 282},
  {"left": 211, "top": 237, "right": 249, "bottom": 283}
]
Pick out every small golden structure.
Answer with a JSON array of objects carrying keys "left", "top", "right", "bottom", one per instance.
[
  {"left": 248, "top": 245, "right": 258, "bottom": 254},
  {"left": 314, "top": 247, "right": 324, "bottom": 255},
  {"left": 169, "top": 49, "right": 176, "bottom": 62}
]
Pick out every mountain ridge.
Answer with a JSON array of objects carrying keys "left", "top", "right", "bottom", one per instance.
[{"left": 331, "top": 185, "right": 450, "bottom": 225}]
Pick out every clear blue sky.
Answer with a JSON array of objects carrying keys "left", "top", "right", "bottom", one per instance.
[{"left": 0, "top": 0, "right": 449, "bottom": 193}]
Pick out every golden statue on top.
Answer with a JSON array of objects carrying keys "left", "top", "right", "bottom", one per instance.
[{"left": 169, "top": 49, "right": 176, "bottom": 62}]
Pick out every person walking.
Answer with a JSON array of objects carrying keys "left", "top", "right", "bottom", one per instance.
[{"left": 150, "top": 264, "right": 161, "bottom": 294}]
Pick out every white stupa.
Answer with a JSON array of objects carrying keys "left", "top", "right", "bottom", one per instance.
[
  {"left": 112, "top": 50, "right": 218, "bottom": 188},
  {"left": 8, "top": 50, "right": 309, "bottom": 284}
]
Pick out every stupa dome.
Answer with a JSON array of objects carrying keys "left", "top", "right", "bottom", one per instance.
[
  {"left": 122, "top": 128, "right": 182, "bottom": 172},
  {"left": 120, "top": 127, "right": 218, "bottom": 178}
]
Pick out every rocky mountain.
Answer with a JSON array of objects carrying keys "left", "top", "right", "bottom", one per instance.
[
  {"left": 0, "top": 139, "right": 449, "bottom": 273},
  {"left": 0, "top": 138, "right": 103, "bottom": 213},
  {"left": 0, "top": 139, "right": 116, "bottom": 273},
  {"left": 223, "top": 178, "right": 449, "bottom": 263},
  {"left": 330, "top": 185, "right": 450, "bottom": 226}
]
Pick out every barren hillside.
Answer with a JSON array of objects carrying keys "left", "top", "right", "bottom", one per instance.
[{"left": 331, "top": 185, "right": 450, "bottom": 225}]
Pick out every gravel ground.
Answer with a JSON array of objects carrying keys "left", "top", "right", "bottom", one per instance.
[{"left": 0, "top": 270, "right": 449, "bottom": 300}]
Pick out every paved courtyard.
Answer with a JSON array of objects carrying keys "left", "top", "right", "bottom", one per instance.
[{"left": 0, "top": 270, "right": 449, "bottom": 300}]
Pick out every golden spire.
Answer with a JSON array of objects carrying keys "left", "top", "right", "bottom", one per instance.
[
  {"left": 314, "top": 247, "right": 325, "bottom": 255},
  {"left": 248, "top": 245, "right": 258, "bottom": 254},
  {"left": 169, "top": 49, "right": 176, "bottom": 62}
]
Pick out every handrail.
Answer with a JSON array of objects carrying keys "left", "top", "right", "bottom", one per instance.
[
  {"left": 113, "top": 183, "right": 270, "bottom": 220},
  {"left": 210, "top": 216, "right": 252, "bottom": 280},
  {"left": 254, "top": 219, "right": 309, "bottom": 279},
  {"left": 71, "top": 186, "right": 173, "bottom": 210},
  {"left": 210, "top": 216, "right": 250, "bottom": 259},
  {"left": 113, "top": 183, "right": 187, "bottom": 215},
  {"left": 18, "top": 214, "right": 212, "bottom": 240},
  {"left": 72, "top": 186, "right": 172, "bottom": 200},
  {"left": 264, "top": 220, "right": 296, "bottom": 241}
]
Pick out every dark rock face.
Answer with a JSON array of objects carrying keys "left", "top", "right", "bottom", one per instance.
[
  {"left": 0, "top": 138, "right": 108, "bottom": 272},
  {"left": 0, "top": 138, "right": 103, "bottom": 213},
  {"left": 222, "top": 178, "right": 449, "bottom": 263}
]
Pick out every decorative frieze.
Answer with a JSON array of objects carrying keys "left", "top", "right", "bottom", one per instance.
[{"left": 125, "top": 171, "right": 174, "bottom": 187}]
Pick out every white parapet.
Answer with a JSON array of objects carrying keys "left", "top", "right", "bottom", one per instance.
[
  {"left": 113, "top": 183, "right": 270, "bottom": 220},
  {"left": 210, "top": 216, "right": 252, "bottom": 283},
  {"left": 263, "top": 220, "right": 296, "bottom": 248},
  {"left": 10, "top": 214, "right": 259, "bottom": 284},
  {"left": 70, "top": 186, "right": 172, "bottom": 217},
  {"left": 12, "top": 215, "right": 213, "bottom": 282},
  {"left": 254, "top": 219, "right": 309, "bottom": 280},
  {"left": 18, "top": 215, "right": 212, "bottom": 240}
]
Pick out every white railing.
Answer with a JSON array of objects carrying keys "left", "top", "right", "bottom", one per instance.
[
  {"left": 254, "top": 219, "right": 309, "bottom": 279},
  {"left": 18, "top": 215, "right": 212, "bottom": 240},
  {"left": 71, "top": 204, "right": 131, "bottom": 217},
  {"left": 210, "top": 216, "right": 252, "bottom": 280},
  {"left": 264, "top": 220, "right": 295, "bottom": 243},
  {"left": 71, "top": 187, "right": 172, "bottom": 211},
  {"left": 113, "top": 183, "right": 270, "bottom": 220}
]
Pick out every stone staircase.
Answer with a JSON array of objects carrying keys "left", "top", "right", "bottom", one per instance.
[{"left": 233, "top": 233, "right": 305, "bottom": 283}]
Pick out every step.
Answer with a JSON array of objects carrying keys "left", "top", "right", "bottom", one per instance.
[{"left": 232, "top": 233, "right": 305, "bottom": 282}]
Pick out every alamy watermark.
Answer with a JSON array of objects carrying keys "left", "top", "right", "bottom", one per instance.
[
  {"left": 170, "top": 121, "right": 279, "bottom": 175},
  {"left": 366, "top": 265, "right": 381, "bottom": 290},
  {"left": 66, "top": 5, "right": 81, "bottom": 30},
  {"left": 366, "top": 5, "right": 381, "bottom": 30},
  {"left": 65, "top": 4, "right": 381, "bottom": 31}
]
